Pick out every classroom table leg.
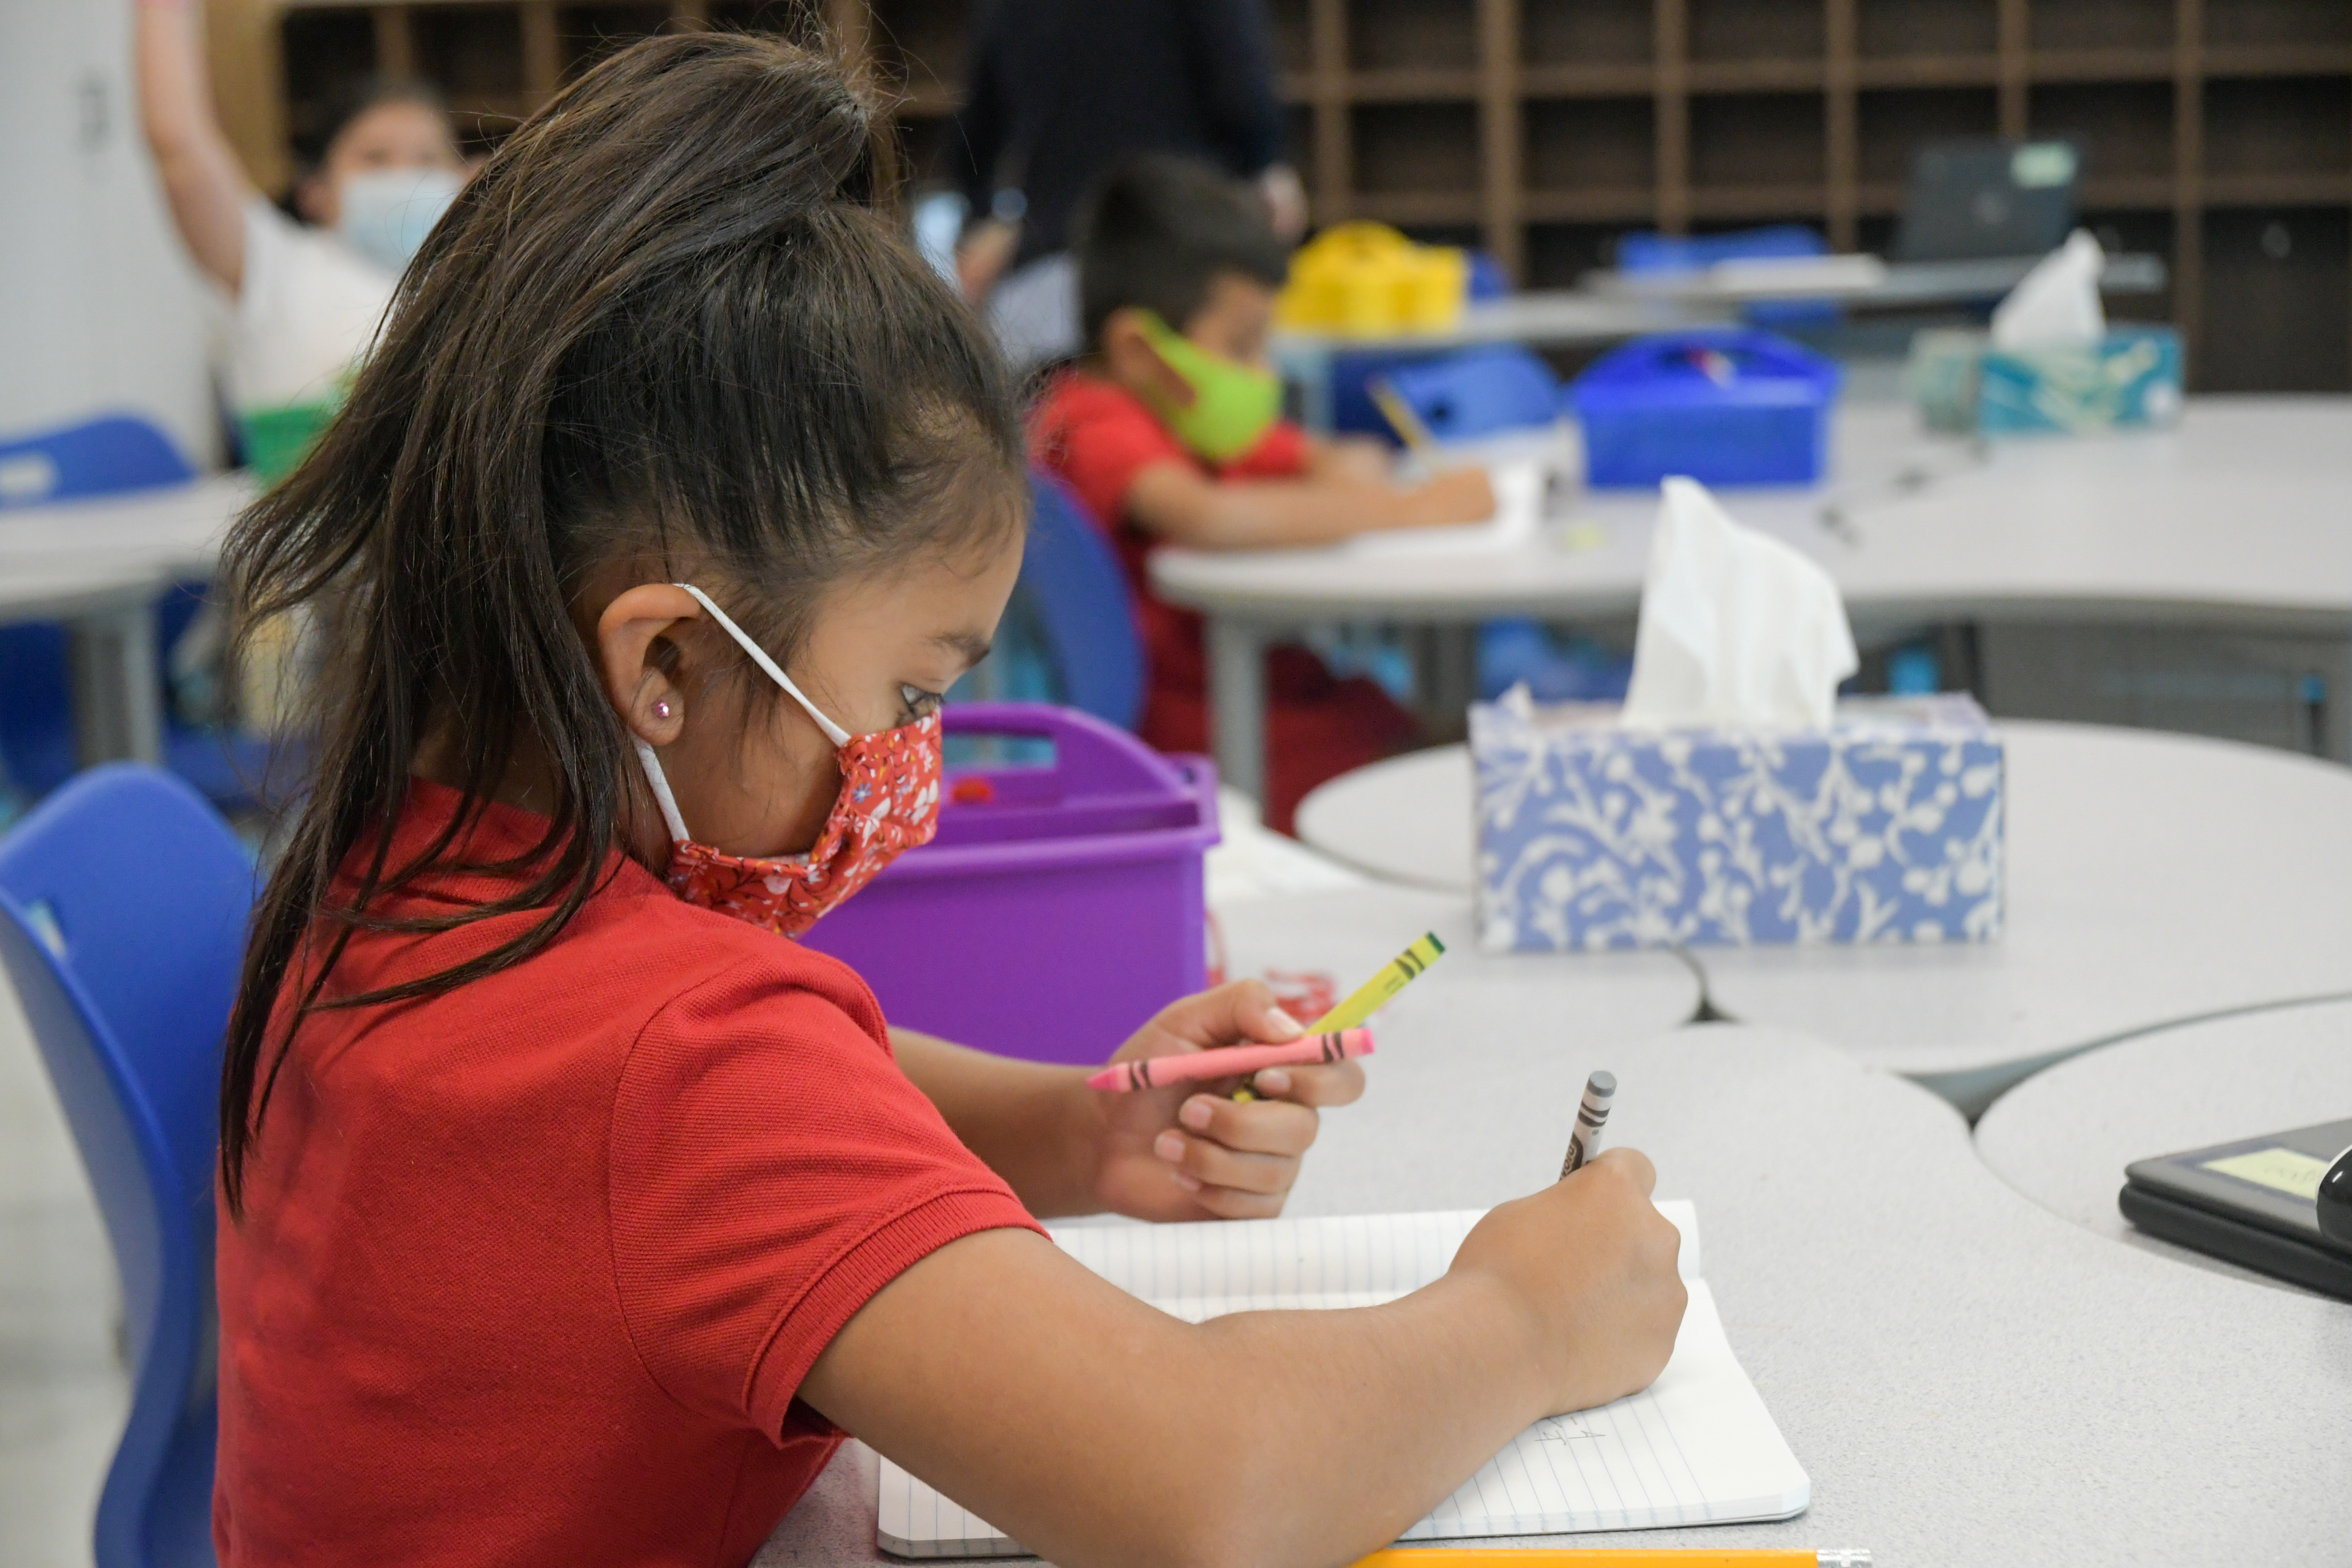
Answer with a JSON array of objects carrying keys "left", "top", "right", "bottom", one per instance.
[
  {"left": 1205, "top": 615, "right": 1271, "bottom": 805},
  {"left": 66, "top": 606, "right": 164, "bottom": 768}
]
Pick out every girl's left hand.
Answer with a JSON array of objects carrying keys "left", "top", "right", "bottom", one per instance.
[{"left": 1086, "top": 980, "right": 1367, "bottom": 1221}]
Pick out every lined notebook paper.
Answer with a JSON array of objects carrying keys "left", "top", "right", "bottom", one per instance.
[{"left": 876, "top": 1204, "right": 1808, "bottom": 1558}]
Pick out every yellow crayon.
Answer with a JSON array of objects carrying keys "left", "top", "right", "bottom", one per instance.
[
  {"left": 1232, "top": 932, "right": 1446, "bottom": 1101},
  {"left": 1310, "top": 931, "right": 1446, "bottom": 1033}
]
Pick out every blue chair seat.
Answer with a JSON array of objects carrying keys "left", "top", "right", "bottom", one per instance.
[{"left": 0, "top": 765, "right": 253, "bottom": 1568}]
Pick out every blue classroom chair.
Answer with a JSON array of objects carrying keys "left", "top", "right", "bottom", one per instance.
[
  {"left": 0, "top": 765, "right": 255, "bottom": 1568},
  {"left": 1001, "top": 472, "right": 1147, "bottom": 734}
]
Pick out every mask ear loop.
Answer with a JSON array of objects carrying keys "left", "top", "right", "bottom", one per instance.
[
  {"left": 671, "top": 582, "right": 854, "bottom": 748},
  {"left": 632, "top": 738, "right": 693, "bottom": 844}
]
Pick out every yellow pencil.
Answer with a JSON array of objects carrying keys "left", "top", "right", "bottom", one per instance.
[
  {"left": 1368, "top": 377, "right": 1439, "bottom": 453},
  {"left": 1355, "top": 1550, "right": 1869, "bottom": 1568}
]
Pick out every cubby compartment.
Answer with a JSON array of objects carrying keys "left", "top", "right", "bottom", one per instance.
[
  {"left": 1690, "top": 93, "right": 1826, "bottom": 197},
  {"left": 411, "top": 6, "right": 524, "bottom": 103},
  {"left": 1525, "top": 98, "right": 1654, "bottom": 196},
  {"left": 1858, "top": 0, "right": 1997, "bottom": 60},
  {"left": 2204, "top": 77, "right": 2352, "bottom": 182},
  {"left": 2030, "top": 0, "right": 2171, "bottom": 54},
  {"left": 1688, "top": 0, "right": 1824, "bottom": 63},
  {"left": 1349, "top": 0, "right": 1476, "bottom": 74},
  {"left": 2076, "top": 207, "right": 2173, "bottom": 321},
  {"left": 279, "top": 9, "right": 379, "bottom": 164},
  {"left": 2204, "top": 0, "right": 2352, "bottom": 49},
  {"left": 2200, "top": 207, "right": 2352, "bottom": 391},
  {"left": 1525, "top": 223, "right": 1625, "bottom": 289},
  {"left": 1351, "top": 102, "right": 1480, "bottom": 194},
  {"left": 1857, "top": 88, "right": 1999, "bottom": 190},
  {"left": 869, "top": 0, "right": 972, "bottom": 98},
  {"left": 1285, "top": 105, "right": 1317, "bottom": 189},
  {"left": 1522, "top": 0, "right": 1652, "bottom": 68},
  {"left": 705, "top": 1, "right": 827, "bottom": 38},
  {"left": 2028, "top": 82, "right": 2172, "bottom": 183},
  {"left": 557, "top": 6, "right": 669, "bottom": 80},
  {"left": 1270, "top": 0, "right": 1314, "bottom": 77}
]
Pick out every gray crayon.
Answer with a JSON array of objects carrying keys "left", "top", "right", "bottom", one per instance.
[{"left": 1560, "top": 1070, "right": 1616, "bottom": 1178}]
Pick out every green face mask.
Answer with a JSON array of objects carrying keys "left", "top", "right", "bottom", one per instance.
[{"left": 1136, "top": 312, "right": 1283, "bottom": 463}]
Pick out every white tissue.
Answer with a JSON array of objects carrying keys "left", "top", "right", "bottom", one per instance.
[
  {"left": 1990, "top": 229, "right": 2106, "bottom": 350},
  {"left": 1345, "top": 460, "right": 1544, "bottom": 557},
  {"left": 1620, "top": 477, "right": 1858, "bottom": 730}
]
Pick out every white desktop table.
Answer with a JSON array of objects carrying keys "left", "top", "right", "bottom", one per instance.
[
  {"left": 1294, "top": 723, "right": 2352, "bottom": 1116},
  {"left": 1155, "top": 396, "right": 2352, "bottom": 802},
  {"left": 0, "top": 474, "right": 252, "bottom": 768},
  {"left": 1976, "top": 995, "right": 2352, "bottom": 1295},
  {"left": 757, "top": 1023, "right": 2352, "bottom": 1566}
]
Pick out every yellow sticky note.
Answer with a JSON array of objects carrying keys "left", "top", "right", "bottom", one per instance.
[{"left": 2202, "top": 1146, "right": 2331, "bottom": 1201}]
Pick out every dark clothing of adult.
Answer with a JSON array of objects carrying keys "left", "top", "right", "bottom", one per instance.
[{"left": 944, "top": 0, "right": 1287, "bottom": 268}]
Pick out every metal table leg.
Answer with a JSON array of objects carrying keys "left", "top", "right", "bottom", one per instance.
[
  {"left": 68, "top": 605, "right": 164, "bottom": 767},
  {"left": 1205, "top": 614, "right": 1271, "bottom": 804}
]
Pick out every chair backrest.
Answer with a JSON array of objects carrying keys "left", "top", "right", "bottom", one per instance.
[
  {"left": 1012, "top": 471, "right": 1147, "bottom": 732},
  {"left": 1383, "top": 345, "right": 1562, "bottom": 443},
  {"left": 0, "top": 415, "right": 193, "bottom": 509},
  {"left": 0, "top": 765, "right": 253, "bottom": 1568}
]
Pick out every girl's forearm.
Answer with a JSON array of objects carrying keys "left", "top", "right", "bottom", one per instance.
[
  {"left": 807, "top": 1230, "right": 1562, "bottom": 1568},
  {"left": 890, "top": 1027, "right": 1101, "bottom": 1216}
]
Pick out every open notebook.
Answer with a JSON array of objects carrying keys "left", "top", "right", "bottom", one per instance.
[{"left": 876, "top": 1205, "right": 1808, "bottom": 1558}]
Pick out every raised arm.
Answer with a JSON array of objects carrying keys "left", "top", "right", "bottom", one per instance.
[
  {"left": 801, "top": 1149, "right": 1686, "bottom": 1568},
  {"left": 135, "top": 0, "right": 257, "bottom": 293},
  {"left": 1125, "top": 458, "right": 1498, "bottom": 550}
]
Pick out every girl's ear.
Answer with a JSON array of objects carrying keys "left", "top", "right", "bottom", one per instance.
[{"left": 596, "top": 583, "right": 705, "bottom": 746}]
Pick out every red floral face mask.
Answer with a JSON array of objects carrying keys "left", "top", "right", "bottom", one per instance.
[{"left": 632, "top": 584, "right": 942, "bottom": 939}]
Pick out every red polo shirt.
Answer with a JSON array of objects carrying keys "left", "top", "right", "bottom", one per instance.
[{"left": 214, "top": 780, "right": 1040, "bottom": 1566}]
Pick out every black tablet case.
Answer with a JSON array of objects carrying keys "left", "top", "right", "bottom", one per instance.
[{"left": 2120, "top": 1117, "right": 2352, "bottom": 1301}]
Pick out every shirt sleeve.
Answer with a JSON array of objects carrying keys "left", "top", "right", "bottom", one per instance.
[
  {"left": 1220, "top": 419, "right": 1312, "bottom": 481},
  {"left": 1033, "top": 381, "right": 1198, "bottom": 534},
  {"left": 606, "top": 957, "right": 1042, "bottom": 1440}
]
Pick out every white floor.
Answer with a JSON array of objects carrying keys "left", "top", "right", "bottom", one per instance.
[{"left": 0, "top": 975, "right": 125, "bottom": 1568}]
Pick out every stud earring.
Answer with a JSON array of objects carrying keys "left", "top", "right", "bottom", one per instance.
[{"left": 653, "top": 700, "right": 673, "bottom": 720}]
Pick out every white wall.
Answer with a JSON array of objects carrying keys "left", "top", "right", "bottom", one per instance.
[{"left": 0, "top": 0, "right": 217, "bottom": 467}]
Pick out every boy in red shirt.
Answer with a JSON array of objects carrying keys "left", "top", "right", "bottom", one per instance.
[{"left": 1030, "top": 155, "right": 1496, "bottom": 831}]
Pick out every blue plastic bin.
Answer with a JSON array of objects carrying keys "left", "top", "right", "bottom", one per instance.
[
  {"left": 1569, "top": 329, "right": 1841, "bottom": 489},
  {"left": 1382, "top": 346, "right": 1561, "bottom": 443}
]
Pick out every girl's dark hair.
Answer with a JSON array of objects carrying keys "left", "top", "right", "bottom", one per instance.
[{"left": 219, "top": 31, "right": 1024, "bottom": 1216}]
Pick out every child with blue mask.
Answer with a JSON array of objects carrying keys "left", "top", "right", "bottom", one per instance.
[{"left": 137, "top": 0, "right": 470, "bottom": 478}]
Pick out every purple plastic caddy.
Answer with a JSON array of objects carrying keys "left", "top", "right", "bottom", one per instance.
[{"left": 799, "top": 703, "right": 1220, "bottom": 1066}]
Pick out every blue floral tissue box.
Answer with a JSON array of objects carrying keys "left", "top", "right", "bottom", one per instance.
[{"left": 1473, "top": 693, "right": 2005, "bottom": 950}]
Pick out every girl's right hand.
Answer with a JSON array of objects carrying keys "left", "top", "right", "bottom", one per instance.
[{"left": 1447, "top": 1147, "right": 1688, "bottom": 1416}]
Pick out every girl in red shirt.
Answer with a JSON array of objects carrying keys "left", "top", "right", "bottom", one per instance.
[{"left": 213, "top": 33, "right": 1685, "bottom": 1568}]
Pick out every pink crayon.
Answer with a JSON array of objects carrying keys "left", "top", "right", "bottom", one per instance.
[{"left": 1085, "top": 1029, "right": 1375, "bottom": 1093}]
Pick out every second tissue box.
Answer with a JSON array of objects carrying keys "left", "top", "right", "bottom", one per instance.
[{"left": 1474, "top": 693, "right": 2005, "bottom": 951}]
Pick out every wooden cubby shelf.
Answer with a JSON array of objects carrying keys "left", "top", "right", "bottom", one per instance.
[{"left": 211, "top": 0, "right": 2352, "bottom": 389}]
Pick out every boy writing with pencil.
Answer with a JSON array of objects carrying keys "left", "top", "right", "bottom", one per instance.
[{"left": 1030, "top": 155, "right": 1497, "bottom": 831}]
